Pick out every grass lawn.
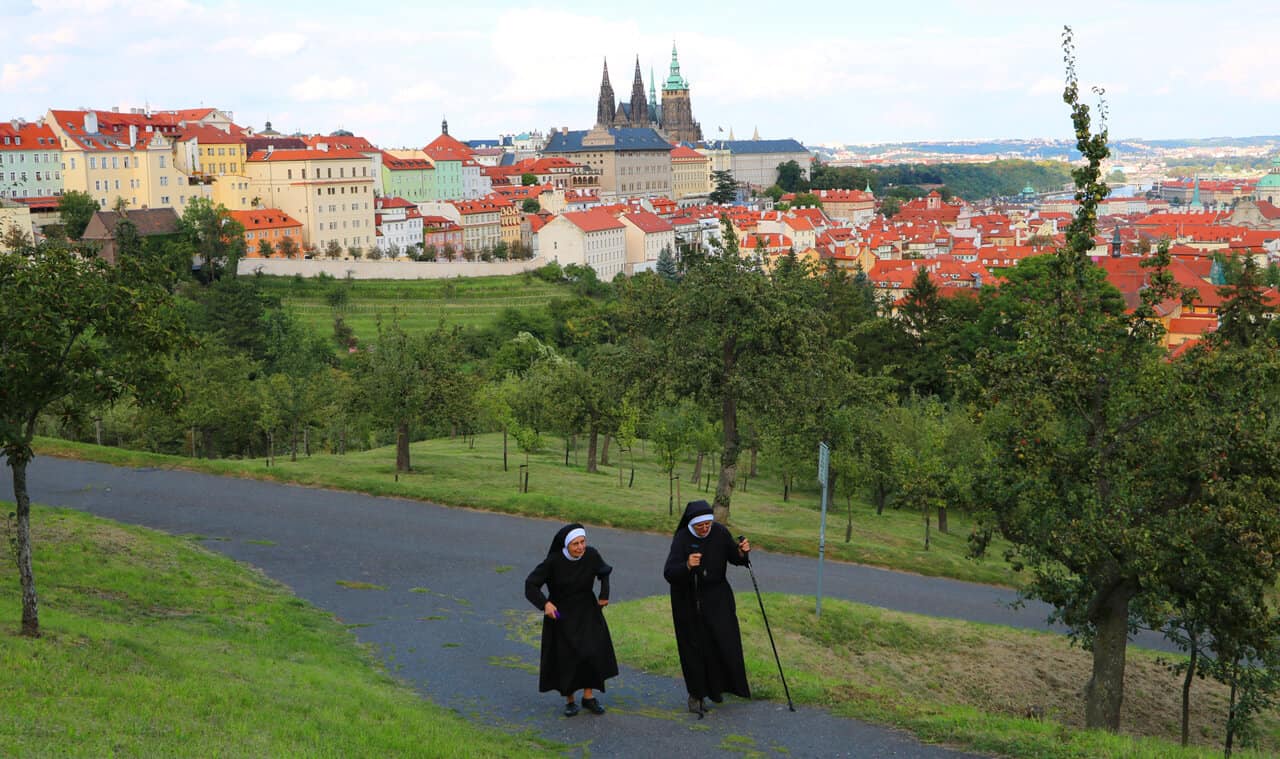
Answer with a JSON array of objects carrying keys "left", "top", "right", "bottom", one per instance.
[
  {"left": 34, "top": 431, "right": 1019, "bottom": 587},
  {"left": 0, "top": 504, "right": 559, "bottom": 758},
  {"left": 252, "top": 273, "right": 571, "bottom": 338},
  {"left": 602, "top": 595, "right": 1279, "bottom": 759}
]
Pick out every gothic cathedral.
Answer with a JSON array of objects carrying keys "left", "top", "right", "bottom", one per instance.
[{"left": 595, "top": 44, "right": 703, "bottom": 144}]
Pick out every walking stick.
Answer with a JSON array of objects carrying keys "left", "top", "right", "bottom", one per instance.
[{"left": 739, "top": 536, "right": 795, "bottom": 712}]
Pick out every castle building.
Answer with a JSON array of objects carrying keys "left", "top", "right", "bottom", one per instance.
[{"left": 594, "top": 44, "right": 702, "bottom": 144}]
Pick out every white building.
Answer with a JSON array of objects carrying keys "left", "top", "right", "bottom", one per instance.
[
  {"left": 536, "top": 209, "right": 627, "bottom": 279},
  {"left": 374, "top": 196, "right": 424, "bottom": 256}
]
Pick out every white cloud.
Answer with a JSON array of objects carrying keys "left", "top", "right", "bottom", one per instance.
[
  {"left": 290, "top": 76, "right": 366, "bottom": 102},
  {"left": 214, "top": 32, "right": 307, "bottom": 58},
  {"left": 27, "top": 26, "right": 77, "bottom": 45},
  {"left": 1, "top": 55, "right": 54, "bottom": 91},
  {"left": 391, "top": 83, "right": 448, "bottom": 105}
]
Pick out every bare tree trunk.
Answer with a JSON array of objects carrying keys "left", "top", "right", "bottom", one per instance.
[
  {"left": 691, "top": 451, "right": 704, "bottom": 486},
  {"left": 1181, "top": 632, "right": 1197, "bottom": 747},
  {"left": 95, "top": 418, "right": 103, "bottom": 446},
  {"left": 1084, "top": 580, "right": 1135, "bottom": 731},
  {"left": 290, "top": 425, "right": 299, "bottom": 462},
  {"left": 395, "top": 421, "right": 411, "bottom": 472},
  {"left": 503, "top": 428, "right": 508, "bottom": 472},
  {"left": 713, "top": 392, "right": 739, "bottom": 523},
  {"left": 10, "top": 454, "right": 40, "bottom": 636},
  {"left": 937, "top": 505, "right": 948, "bottom": 534},
  {"left": 600, "top": 434, "right": 611, "bottom": 467},
  {"left": 304, "top": 427, "right": 311, "bottom": 457},
  {"left": 749, "top": 446, "right": 758, "bottom": 477},
  {"left": 845, "top": 494, "right": 853, "bottom": 543},
  {"left": 1225, "top": 677, "right": 1238, "bottom": 758},
  {"left": 564, "top": 437, "right": 570, "bottom": 466},
  {"left": 586, "top": 427, "right": 599, "bottom": 473},
  {"left": 782, "top": 472, "right": 790, "bottom": 502}
]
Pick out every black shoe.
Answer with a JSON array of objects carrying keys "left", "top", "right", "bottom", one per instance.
[
  {"left": 687, "top": 695, "right": 706, "bottom": 717},
  {"left": 582, "top": 697, "right": 606, "bottom": 715},
  {"left": 708, "top": 693, "right": 724, "bottom": 704},
  {"left": 563, "top": 701, "right": 580, "bottom": 717}
]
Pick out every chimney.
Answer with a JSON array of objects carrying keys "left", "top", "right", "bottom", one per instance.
[{"left": 129, "top": 124, "right": 137, "bottom": 146}]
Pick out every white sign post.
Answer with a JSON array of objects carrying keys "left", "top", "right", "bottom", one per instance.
[{"left": 816, "top": 441, "right": 830, "bottom": 618}]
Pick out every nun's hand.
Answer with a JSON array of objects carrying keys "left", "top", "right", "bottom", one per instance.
[
  {"left": 544, "top": 602, "right": 559, "bottom": 619},
  {"left": 687, "top": 552, "right": 702, "bottom": 570},
  {"left": 598, "top": 599, "right": 609, "bottom": 607},
  {"left": 739, "top": 537, "right": 751, "bottom": 555}
]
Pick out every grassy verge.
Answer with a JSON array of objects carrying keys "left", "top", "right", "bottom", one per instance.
[
  {"left": 33, "top": 433, "right": 1019, "bottom": 587},
  {"left": 0, "top": 504, "right": 559, "bottom": 758},
  {"left": 603, "top": 595, "right": 1279, "bottom": 759}
]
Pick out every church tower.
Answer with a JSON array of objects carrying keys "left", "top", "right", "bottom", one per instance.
[
  {"left": 628, "top": 57, "right": 649, "bottom": 126},
  {"left": 596, "top": 59, "right": 617, "bottom": 127},
  {"left": 648, "top": 68, "right": 661, "bottom": 125},
  {"left": 660, "top": 43, "right": 703, "bottom": 143}
]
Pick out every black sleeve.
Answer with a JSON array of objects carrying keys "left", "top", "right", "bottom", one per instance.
[
  {"left": 663, "top": 535, "right": 691, "bottom": 584},
  {"left": 593, "top": 549, "right": 613, "bottom": 601},
  {"left": 724, "top": 527, "right": 749, "bottom": 567},
  {"left": 524, "top": 559, "right": 551, "bottom": 610}
]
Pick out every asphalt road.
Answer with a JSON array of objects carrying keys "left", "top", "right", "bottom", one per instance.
[{"left": 6, "top": 456, "right": 1165, "bottom": 758}]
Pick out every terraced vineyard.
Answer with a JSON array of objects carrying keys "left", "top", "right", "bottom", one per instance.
[{"left": 253, "top": 273, "right": 570, "bottom": 340}]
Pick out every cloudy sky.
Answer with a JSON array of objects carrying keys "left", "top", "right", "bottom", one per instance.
[{"left": 2, "top": 0, "right": 1276, "bottom": 148}]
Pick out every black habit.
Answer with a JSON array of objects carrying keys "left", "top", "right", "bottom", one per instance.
[
  {"left": 663, "top": 500, "right": 751, "bottom": 701},
  {"left": 524, "top": 523, "right": 619, "bottom": 696}
]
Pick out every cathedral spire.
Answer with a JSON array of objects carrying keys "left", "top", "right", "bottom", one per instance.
[
  {"left": 664, "top": 42, "right": 688, "bottom": 91},
  {"left": 629, "top": 56, "right": 648, "bottom": 126},
  {"left": 596, "top": 58, "right": 617, "bottom": 127},
  {"left": 648, "top": 66, "right": 660, "bottom": 124}
]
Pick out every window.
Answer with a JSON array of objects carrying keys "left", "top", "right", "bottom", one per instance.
[
  {"left": 287, "top": 169, "right": 293, "bottom": 179},
  {"left": 159, "top": 156, "right": 166, "bottom": 168},
  {"left": 112, "top": 157, "right": 118, "bottom": 169},
  {"left": 160, "top": 176, "right": 168, "bottom": 186},
  {"left": 89, "top": 157, "right": 97, "bottom": 169},
  {"left": 161, "top": 196, "right": 169, "bottom": 205}
]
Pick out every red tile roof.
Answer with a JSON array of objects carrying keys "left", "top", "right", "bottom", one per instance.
[
  {"left": 562, "top": 209, "right": 625, "bottom": 233},
  {"left": 230, "top": 208, "right": 302, "bottom": 230},
  {"left": 0, "top": 121, "right": 58, "bottom": 150},
  {"left": 248, "top": 148, "right": 369, "bottom": 162},
  {"left": 620, "top": 210, "right": 674, "bottom": 233}
]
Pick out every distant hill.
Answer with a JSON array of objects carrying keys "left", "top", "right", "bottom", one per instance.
[{"left": 820, "top": 136, "right": 1280, "bottom": 162}]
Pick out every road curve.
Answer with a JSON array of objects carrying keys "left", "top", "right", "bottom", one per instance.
[{"left": 6, "top": 456, "right": 1155, "bottom": 758}]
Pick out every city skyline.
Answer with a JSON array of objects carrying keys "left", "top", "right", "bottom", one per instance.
[{"left": 3, "top": 0, "right": 1277, "bottom": 148}]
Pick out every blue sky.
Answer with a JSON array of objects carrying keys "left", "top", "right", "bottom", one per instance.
[{"left": 2, "top": 0, "right": 1276, "bottom": 147}]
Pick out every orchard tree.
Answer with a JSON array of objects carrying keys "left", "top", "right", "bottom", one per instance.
[
  {"left": 353, "top": 322, "right": 467, "bottom": 472},
  {"left": 180, "top": 198, "right": 245, "bottom": 281},
  {"left": 57, "top": 190, "right": 99, "bottom": 240},
  {"left": 1, "top": 240, "right": 186, "bottom": 636},
  {"left": 971, "top": 28, "right": 1203, "bottom": 732}
]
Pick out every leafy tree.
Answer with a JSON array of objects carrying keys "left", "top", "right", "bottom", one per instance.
[
  {"left": 256, "top": 237, "right": 274, "bottom": 258},
  {"left": 1213, "top": 254, "right": 1270, "bottom": 348},
  {"left": 879, "top": 197, "right": 902, "bottom": 218},
  {"left": 521, "top": 172, "right": 538, "bottom": 186},
  {"left": 521, "top": 198, "right": 540, "bottom": 213},
  {"left": 421, "top": 243, "right": 438, "bottom": 262},
  {"left": 57, "top": 190, "right": 98, "bottom": 240},
  {"left": 1, "top": 240, "right": 185, "bottom": 636},
  {"left": 179, "top": 198, "right": 245, "bottom": 282},
  {"left": 709, "top": 170, "right": 737, "bottom": 205},
  {"left": 791, "top": 192, "right": 822, "bottom": 208},
  {"left": 324, "top": 240, "right": 343, "bottom": 260},
  {"left": 776, "top": 160, "right": 808, "bottom": 193},
  {"left": 631, "top": 216, "right": 830, "bottom": 522},
  {"left": 276, "top": 235, "right": 299, "bottom": 260},
  {"left": 352, "top": 322, "right": 467, "bottom": 472},
  {"left": 970, "top": 28, "right": 1205, "bottom": 732},
  {"left": 442, "top": 243, "right": 457, "bottom": 262}
]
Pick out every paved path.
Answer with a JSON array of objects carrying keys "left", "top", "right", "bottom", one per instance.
[{"left": 7, "top": 457, "right": 1162, "bottom": 757}]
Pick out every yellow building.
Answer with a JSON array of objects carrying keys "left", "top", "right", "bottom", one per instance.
[
  {"left": 670, "top": 143, "right": 710, "bottom": 199},
  {"left": 245, "top": 147, "right": 376, "bottom": 252},
  {"left": 46, "top": 109, "right": 212, "bottom": 211},
  {"left": 174, "top": 125, "right": 251, "bottom": 210}
]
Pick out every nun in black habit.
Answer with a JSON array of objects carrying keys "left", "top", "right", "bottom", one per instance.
[
  {"left": 663, "top": 499, "right": 752, "bottom": 716},
  {"left": 525, "top": 523, "right": 619, "bottom": 716}
]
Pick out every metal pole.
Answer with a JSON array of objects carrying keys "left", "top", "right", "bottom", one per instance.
[
  {"left": 818, "top": 475, "right": 828, "bottom": 618},
  {"left": 816, "top": 441, "right": 830, "bottom": 619}
]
